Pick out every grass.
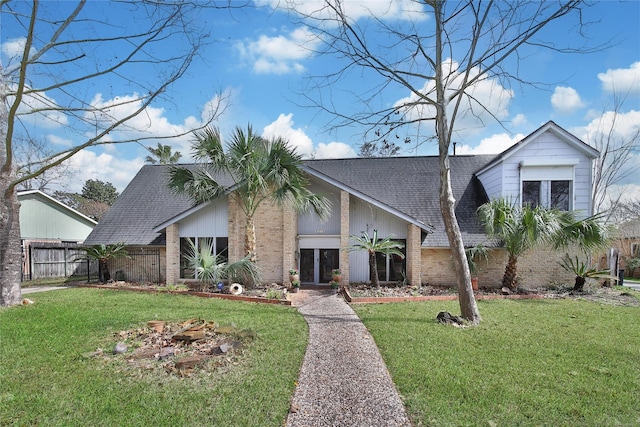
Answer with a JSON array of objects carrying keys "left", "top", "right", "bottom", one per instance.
[
  {"left": 0, "top": 288, "right": 307, "bottom": 426},
  {"left": 353, "top": 297, "right": 640, "bottom": 427},
  {"left": 20, "top": 276, "right": 86, "bottom": 288}
]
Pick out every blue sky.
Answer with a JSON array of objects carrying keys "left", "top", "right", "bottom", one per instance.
[{"left": 3, "top": 0, "right": 639, "bottom": 205}]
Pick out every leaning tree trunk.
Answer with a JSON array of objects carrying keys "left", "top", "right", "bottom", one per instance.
[
  {"left": 0, "top": 182, "right": 23, "bottom": 307},
  {"left": 502, "top": 254, "right": 519, "bottom": 290},
  {"left": 369, "top": 251, "right": 380, "bottom": 289},
  {"left": 433, "top": 2, "right": 480, "bottom": 324}
]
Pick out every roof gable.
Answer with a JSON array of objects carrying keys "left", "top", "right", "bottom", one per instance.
[
  {"left": 476, "top": 121, "right": 599, "bottom": 176},
  {"left": 18, "top": 190, "right": 97, "bottom": 226}
]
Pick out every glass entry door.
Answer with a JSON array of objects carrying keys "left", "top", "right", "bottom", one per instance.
[{"left": 299, "top": 248, "right": 339, "bottom": 284}]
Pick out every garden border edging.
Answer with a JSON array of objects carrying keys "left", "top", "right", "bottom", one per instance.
[
  {"left": 341, "top": 287, "right": 544, "bottom": 304},
  {"left": 78, "top": 284, "right": 292, "bottom": 305}
]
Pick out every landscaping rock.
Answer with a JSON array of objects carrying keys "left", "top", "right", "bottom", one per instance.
[
  {"left": 175, "top": 355, "right": 210, "bottom": 370},
  {"left": 113, "top": 341, "right": 128, "bottom": 354},
  {"left": 436, "top": 311, "right": 465, "bottom": 326}
]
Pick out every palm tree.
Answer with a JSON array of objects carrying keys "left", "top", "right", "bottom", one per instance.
[
  {"left": 169, "top": 125, "right": 330, "bottom": 266},
  {"left": 80, "top": 243, "right": 130, "bottom": 282},
  {"left": 347, "top": 230, "right": 405, "bottom": 288},
  {"left": 145, "top": 143, "right": 182, "bottom": 164},
  {"left": 478, "top": 198, "right": 609, "bottom": 291}
]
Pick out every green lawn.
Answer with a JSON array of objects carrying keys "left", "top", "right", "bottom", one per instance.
[
  {"left": 353, "top": 297, "right": 640, "bottom": 427},
  {"left": 0, "top": 288, "right": 307, "bottom": 426}
]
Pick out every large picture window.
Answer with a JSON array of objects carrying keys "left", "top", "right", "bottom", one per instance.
[
  {"left": 179, "top": 237, "right": 228, "bottom": 279},
  {"left": 375, "top": 239, "right": 406, "bottom": 282}
]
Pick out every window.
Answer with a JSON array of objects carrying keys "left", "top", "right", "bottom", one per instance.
[
  {"left": 179, "top": 237, "right": 228, "bottom": 279},
  {"left": 522, "top": 180, "right": 572, "bottom": 211},
  {"left": 522, "top": 181, "right": 541, "bottom": 208},
  {"left": 550, "top": 181, "right": 570, "bottom": 210},
  {"left": 375, "top": 239, "right": 406, "bottom": 282}
]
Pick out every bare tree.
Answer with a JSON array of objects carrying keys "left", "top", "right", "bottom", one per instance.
[
  {"left": 0, "top": 0, "right": 232, "bottom": 306},
  {"left": 14, "top": 135, "right": 72, "bottom": 192},
  {"left": 588, "top": 95, "right": 640, "bottom": 219},
  {"left": 292, "top": 0, "right": 600, "bottom": 323}
]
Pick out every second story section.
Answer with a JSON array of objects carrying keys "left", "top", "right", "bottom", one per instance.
[{"left": 475, "top": 121, "right": 599, "bottom": 217}]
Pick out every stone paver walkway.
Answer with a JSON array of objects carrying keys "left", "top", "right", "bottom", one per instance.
[{"left": 286, "top": 290, "right": 412, "bottom": 427}]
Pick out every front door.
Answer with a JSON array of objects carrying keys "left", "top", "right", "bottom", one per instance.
[{"left": 299, "top": 248, "right": 339, "bottom": 284}]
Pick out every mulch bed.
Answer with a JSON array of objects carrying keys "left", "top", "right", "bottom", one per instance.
[
  {"left": 344, "top": 283, "right": 639, "bottom": 306},
  {"left": 78, "top": 282, "right": 293, "bottom": 305}
]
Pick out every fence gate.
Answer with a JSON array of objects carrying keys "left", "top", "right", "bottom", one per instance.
[
  {"left": 24, "top": 242, "right": 97, "bottom": 281},
  {"left": 109, "top": 247, "right": 161, "bottom": 284}
]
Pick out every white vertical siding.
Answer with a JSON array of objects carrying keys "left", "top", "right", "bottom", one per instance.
[
  {"left": 178, "top": 199, "right": 228, "bottom": 237},
  {"left": 486, "top": 130, "right": 594, "bottom": 215},
  {"left": 476, "top": 162, "right": 503, "bottom": 199},
  {"left": 298, "top": 180, "right": 341, "bottom": 235},
  {"left": 348, "top": 197, "right": 408, "bottom": 282}
]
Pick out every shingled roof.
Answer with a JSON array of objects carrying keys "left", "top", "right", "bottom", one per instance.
[
  {"left": 304, "top": 154, "right": 497, "bottom": 247},
  {"left": 86, "top": 155, "right": 497, "bottom": 248}
]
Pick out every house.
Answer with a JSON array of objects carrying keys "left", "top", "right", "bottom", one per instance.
[
  {"left": 84, "top": 121, "right": 599, "bottom": 289},
  {"left": 18, "top": 190, "right": 97, "bottom": 280},
  {"left": 602, "top": 219, "right": 640, "bottom": 279}
]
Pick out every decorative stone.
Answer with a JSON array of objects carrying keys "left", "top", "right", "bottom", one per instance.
[
  {"left": 436, "top": 311, "right": 464, "bottom": 326},
  {"left": 172, "top": 330, "right": 205, "bottom": 342},
  {"left": 113, "top": 341, "right": 128, "bottom": 354}
]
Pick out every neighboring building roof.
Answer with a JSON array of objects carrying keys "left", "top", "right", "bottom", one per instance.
[
  {"left": 304, "top": 154, "right": 497, "bottom": 247},
  {"left": 18, "top": 190, "right": 97, "bottom": 242}
]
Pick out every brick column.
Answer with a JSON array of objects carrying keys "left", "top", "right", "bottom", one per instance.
[
  {"left": 165, "top": 223, "right": 180, "bottom": 285},
  {"left": 406, "top": 224, "right": 422, "bottom": 286},
  {"left": 340, "top": 191, "right": 350, "bottom": 285},
  {"left": 282, "top": 204, "right": 298, "bottom": 285}
]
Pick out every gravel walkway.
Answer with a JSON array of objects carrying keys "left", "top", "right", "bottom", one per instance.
[{"left": 286, "top": 290, "right": 412, "bottom": 427}]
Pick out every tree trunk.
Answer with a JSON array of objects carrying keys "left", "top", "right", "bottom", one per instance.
[
  {"left": 502, "top": 255, "right": 519, "bottom": 290},
  {"left": 245, "top": 215, "right": 256, "bottom": 262},
  {"left": 573, "top": 275, "right": 586, "bottom": 292},
  {"left": 434, "top": 2, "right": 480, "bottom": 324},
  {"left": 0, "top": 182, "right": 23, "bottom": 307},
  {"left": 369, "top": 251, "right": 380, "bottom": 288}
]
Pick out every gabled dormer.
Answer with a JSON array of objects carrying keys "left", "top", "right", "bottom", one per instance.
[{"left": 475, "top": 121, "right": 599, "bottom": 217}]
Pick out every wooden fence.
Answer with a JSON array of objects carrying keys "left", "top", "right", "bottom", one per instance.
[{"left": 23, "top": 242, "right": 98, "bottom": 281}]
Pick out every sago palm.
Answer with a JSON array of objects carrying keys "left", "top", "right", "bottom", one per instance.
[
  {"left": 80, "top": 243, "right": 130, "bottom": 282},
  {"left": 169, "top": 125, "right": 330, "bottom": 267},
  {"left": 347, "top": 230, "right": 405, "bottom": 288}
]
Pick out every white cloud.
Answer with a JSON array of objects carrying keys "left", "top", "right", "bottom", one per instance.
[
  {"left": 577, "top": 109, "right": 640, "bottom": 143},
  {"left": 314, "top": 142, "right": 357, "bottom": 159},
  {"left": 1, "top": 37, "right": 36, "bottom": 72},
  {"left": 46, "top": 134, "right": 73, "bottom": 147},
  {"left": 394, "top": 58, "right": 514, "bottom": 138},
  {"left": 551, "top": 86, "right": 586, "bottom": 115},
  {"left": 598, "top": 62, "right": 640, "bottom": 94},
  {"left": 256, "top": 0, "right": 428, "bottom": 22},
  {"left": 235, "top": 27, "right": 319, "bottom": 75},
  {"left": 62, "top": 149, "right": 145, "bottom": 193},
  {"left": 511, "top": 113, "right": 528, "bottom": 127},
  {"left": 455, "top": 133, "right": 524, "bottom": 155},
  {"left": 261, "top": 113, "right": 356, "bottom": 159},
  {"left": 262, "top": 113, "right": 315, "bottom": 157}
]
